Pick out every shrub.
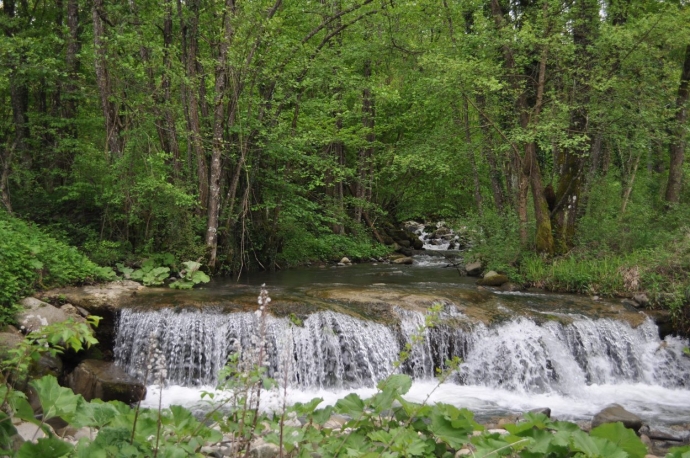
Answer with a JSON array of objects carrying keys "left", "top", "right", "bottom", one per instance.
[{"left": 0, "top": 211, "right": 109, "bottom": 325}]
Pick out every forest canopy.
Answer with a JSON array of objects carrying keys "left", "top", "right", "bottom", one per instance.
[{"left": 1, "top": 0, "right": 689, "bottom": 276}]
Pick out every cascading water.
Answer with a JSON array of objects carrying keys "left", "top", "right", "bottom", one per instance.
[{"left": 114, "top": 306, "right": 690, "bottom": 395}]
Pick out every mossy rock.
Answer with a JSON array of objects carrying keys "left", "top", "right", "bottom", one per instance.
[{"left": 477, "top": 274, "right": 510, "bottom": 287}]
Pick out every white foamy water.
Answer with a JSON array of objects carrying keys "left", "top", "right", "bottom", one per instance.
[
  {"left": 116, "top": 307, "right": 690, "bottom": 425},
  {"left": 140, "top": 380, "right": 690, "bottom": 424}
]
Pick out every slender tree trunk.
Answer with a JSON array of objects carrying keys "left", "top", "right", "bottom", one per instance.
[
  {"left": 354, "top": 59, "right": 375, "bottom": 224},
  {"left": 476, "top": 94, "right": 505, "bottom": 212},
  {"left": 0, "top": 143, "right": 12, "bottom": 213},
  {"left": 665, "top": 44, "right": 690, "bottom": 204},
  {"left": 162, "top": 0, "right": 181, "bottom": 177},
  {"left": 2, "top": 0, "right": 29, "bottom": 212},
  {"left": 92, "top": 0, "right": 122, "bottom": 157},
  {"left": 206, "top": 0, "right": 236, "bottom": 268},
  {"left": 464, "top": 99, "right": 483, "bottom": 215},
  {"left": 179, "top": 0, "right": 208, "bottom": 209},
  {"left": 64, "top": 0, "right": 79, "bottom": 123}
]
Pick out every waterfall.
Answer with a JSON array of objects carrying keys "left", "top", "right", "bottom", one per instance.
[{"left": 114, "top": 306, "right": 690, "bottom": 394}]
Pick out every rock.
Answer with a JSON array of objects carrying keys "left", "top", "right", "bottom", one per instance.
[
  {"left": 477, "top": 274, "right": 510, "bottom": 287},
  {"left": 528, "top": 407, "right": 551, "bottom": 418},
  {"left": 646, "top": 426, "right": 690, "bottom": 442},
  {"left": 465, "top": 261, "right": 482, "bottom": 277},
  {"left": 645, "top": 310, "right": 674, "bottom": 339},
  {"left": 455, "top": 449, "right": 472, "bottom": 457},
  {"left": 392, "top": 257, "right": 413, "bottom": 265},
  {"left": 412, "top": 239, "right": 424, "bottom": 250},
  {"left": 15, "top": 422, "right": 46, "bottom": 442},
  {"left": 30, "top": 353, "right": 63, "bottom": 379},
  {"left": 633, "top": 293, "right": 650, "bottom": 307},
  {"left": 60, "top": 304, "right": 85, "bottom": 322},
  {"left": 248, "top": 438, "right": 280, "bottom": 458},
  {"left": 487, "top": 429, "right": 510, "bottom": 436},
  {"left": 18, "top": 298, "right": 69, "bottom": 332},
  {"left": 40, "top": 281, "right": 144, "bottom": 314},
  {"left": 398, "top": 240, "right": 411, "bottom": 248},
  {"left": 397, "top": 247, "right": 413, "bottom": 257},
  {"left": 501, "top": 282, "right": 523, "bottom": 292},
  {"left": 621, "top": 299, "right": 639, "bottom": 308},
  {"left": 591, "top": 404, "right": 643, "bottom": 432},
  {"left": 66, "top": 360, "right": 146, "bottom": 404},
  {"left": 282, "top": 418, "right": 301, "bottom": 427},
  {"left": 323, "top": 415, "right": 348, "bottom": 430},
  {"left": 9, "top": 433, "right": 24, "bottom": 452},
  {"left": 640, "top": 434, "right": 653, "bottom": 450},
  {"left": 40, "top": 281, "right": 144, "bottom": 359},
  {"left": 434, "top": 228, "right": 450, "bottom": 237},
  {"left": 0, "top": 332, "right": 23, "bottom": 357},
  {"left": 381, "top": 235, "right": 395, "bottom": 245},
  {"left": 340, "top": 257, "right": 351, "bottom": 265}
]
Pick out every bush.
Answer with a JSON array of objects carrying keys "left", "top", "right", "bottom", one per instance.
[
  {"left": 0, "top": 211, "right": 109, "bottom": 325},
  {"left": 278, "top": 223, "right": 391, "bottom": 266}
]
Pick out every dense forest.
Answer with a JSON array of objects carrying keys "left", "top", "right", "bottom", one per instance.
[{"left": 2, "top": 0, "right": 690, "bottom": 324}]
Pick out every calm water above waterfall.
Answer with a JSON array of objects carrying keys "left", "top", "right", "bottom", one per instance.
[{"left": 113, "top": 253, "right": 690, "bottom": 424}]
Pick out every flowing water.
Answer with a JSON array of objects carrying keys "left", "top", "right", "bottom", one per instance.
[{"left": 113, "top": 253, "right": 690, "bottom": 424}]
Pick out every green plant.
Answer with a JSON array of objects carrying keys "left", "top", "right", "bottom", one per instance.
[
  {"left": 169, "top": 261, "right": 210, "bottom": 289},
  {"left": 117, "top": 259, "right": 170, "bottom": 286},
  {"left": 0, "top": 213, "right": 111, "bottom": 326}
]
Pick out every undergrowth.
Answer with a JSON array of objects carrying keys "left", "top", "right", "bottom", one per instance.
[{"left": 0, "top": 211, "right": 112, "bottom": 327}]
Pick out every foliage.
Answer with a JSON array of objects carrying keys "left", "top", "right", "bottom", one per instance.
[
  {"left": 169, "top": 261, "right": 210, "bottom": 289},
  {"left": 0, "top": 212, "right": 110, "bottom": 326},
  {"left": 1, "top": 316, "right": 101, "bottom": 383},
  {"left": 278, "top": 226, "right": 391, "bottom": 266}
]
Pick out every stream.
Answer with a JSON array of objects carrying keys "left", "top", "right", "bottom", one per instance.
[{"left": 112, "top": 253, "right": 690, "bottom": 424}]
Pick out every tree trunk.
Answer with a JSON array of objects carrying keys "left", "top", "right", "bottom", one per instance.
[
  {"left": 476, "top": 94, "right": 505, "bottom": 212},
  {"left": 162, "top": 0, "right": 181, "bottom": 177},
  {"left": 464, "top": 98, "right": 483, "bottom": 215},
  {"left": 0, "top": 143, "right": 12, "bottom": 213},
  {"left": 178, "top": 0, "right": 208, "bottom": 209},
  {"left": 2, "top": 0, "right": 30, "bottom": 212},
  {"left": 92, "top": 0, "right": 122, "bottom": 157},
  {"left": 665, "top": 44, "right": 690, "bottom": 204},
  {"left": 551, "top": 0, "right": 598, "bottom": 254},
  {"left": 64, "top": 0, "right": 79, "bottom": 123},
  {"left": 206, "top": 0, "right": 236, "bottom": 268},
  {"left": 354, "top": 59, "right": 375, "bottom": 224}
]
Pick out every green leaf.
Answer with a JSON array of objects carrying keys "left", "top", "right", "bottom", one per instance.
[
  {"left": 591, "top": 422, "right": 647, "bottom": 458},
  {"left": 30, "top": 375, "right": 82, "bottom": 422},
  {"left": 190, "top": 270, "right": 210, "bottom": 284},
  {"left": 335, "top": 393, "right": 365, "bottom": 420},
  {"left": 311, "top": 406, "right": 333, "bottom": 425},
  {"left": 666, "top": 445, "right": 690, "bottom": 458},
  {"left": 377, "top": 374, "right": 412, "bottom": 395},
  {"left": 17, "top": 437, "right": 73, "bottom": 458},
  {"left": 9, "top": 391, "right": 38, "bottom": 424},
  {"left": 71, "top": 399, "right": 120, "bottom": 428},
  {"left": 428, "top": 404, "right": 474, "bottom": 449}
]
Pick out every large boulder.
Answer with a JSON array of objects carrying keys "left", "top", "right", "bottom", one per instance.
[
  {"left": 591, "top": 404, "right": 643, "bottom": 432},
  {"left": 465, "top": 261, "right": 483, "bottom": 277},
  {"left": 477, "top": 271, "right": 510, "bottom": 287},
  {"left": 40, "top": 281, "right": 145, "bottom": 359},
  {"left": 66, "top": 360, "right": 146, "bottom": 404},
  {"left": 392, "top": 257, "right": 414, "bottom": 265},
  {"left": 40, "top": 281, "right": 144, "bottom": 314},
  {"left": 17, "top": 298, "right": 69, "bottom": 332}
]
